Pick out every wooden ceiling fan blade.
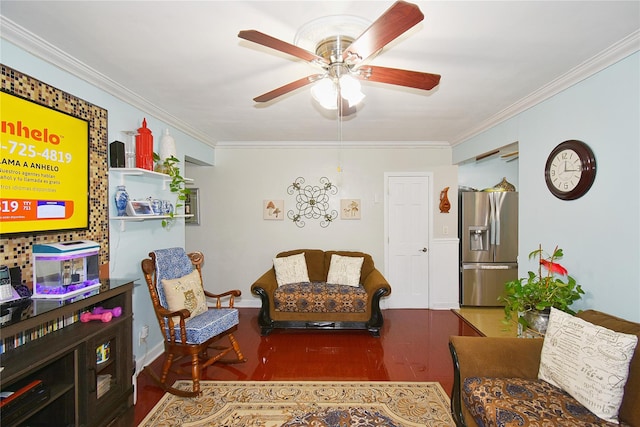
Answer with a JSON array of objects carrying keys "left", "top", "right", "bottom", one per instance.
[
  {"left": 359, "top": 65, "right": 440, "bottom": 90},
  {"left": 239, "top": 30, "right": 329, "bottom": 64},
  {"left": 342, "top": 1, "right": 424, "bottom": 64},
  {"left": 253, "top": 75, "right": 321, "bottom": 103}
]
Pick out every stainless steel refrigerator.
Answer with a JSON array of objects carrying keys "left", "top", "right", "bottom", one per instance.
[{"left": 459, "top": 191, "right": 518, "bottom": 306}]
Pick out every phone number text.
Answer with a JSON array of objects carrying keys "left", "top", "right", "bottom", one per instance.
[{"left": 2, "top": 140, "right": 73, "bottom": 163}]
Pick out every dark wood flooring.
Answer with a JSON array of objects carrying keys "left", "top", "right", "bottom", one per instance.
[{"left": 132, "top": 308, "right": 480, "bottom": 425}]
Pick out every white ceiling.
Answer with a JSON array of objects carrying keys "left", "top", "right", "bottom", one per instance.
[{"left": 1, "top": 1, "right": 639, "bottom": 147}]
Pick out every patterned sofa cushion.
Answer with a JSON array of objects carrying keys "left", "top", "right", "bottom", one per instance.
[
  {"left": 273, "top": 282, "right": 367, "bottom": 313},
  {"left": 463, "top": 377, "right": 619, "bottom": 427}
]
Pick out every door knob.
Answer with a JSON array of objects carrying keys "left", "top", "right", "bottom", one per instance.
[{"left": 420, "top": 248, "right": 428, "bottom": 252}]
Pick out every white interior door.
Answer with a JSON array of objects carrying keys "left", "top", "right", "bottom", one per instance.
[{"left": 384, "top": 173, "right": 431, "bottom": 308}]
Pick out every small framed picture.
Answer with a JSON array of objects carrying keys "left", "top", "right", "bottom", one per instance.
[
  {"left": 126, "top": 200, "right": 155, "bottom": 216},
  {"left": 263, "top": 200, "right": 284, "bottom": 220},
  {"left": 341, "top": 199, "right": 361, "bottom": 220},
  {"left": 185, "top": 188, "right": 200, "bottom": 225}
]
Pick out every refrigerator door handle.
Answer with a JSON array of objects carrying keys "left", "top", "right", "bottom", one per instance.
[
  {"left": 493, "top": 192, "right": 505, "bottom": 246},
  {"left": 489, "top": 193, "right": 496, "bottom": 246}
]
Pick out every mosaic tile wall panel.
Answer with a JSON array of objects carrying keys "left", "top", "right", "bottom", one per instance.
[{"left": 0, "top": 65, "right": 109, "bottom": 285}]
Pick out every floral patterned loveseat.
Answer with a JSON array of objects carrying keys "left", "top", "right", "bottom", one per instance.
[{"left": 251, "top": 249, "right": 391, "bottom": 336}]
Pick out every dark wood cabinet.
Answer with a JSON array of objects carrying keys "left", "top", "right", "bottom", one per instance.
[
  {"left": 0, "top": 279, "right": 133, "bottom": 427},
  {"left": 83, "top": 321, "right": 130, "bottom": 424}
]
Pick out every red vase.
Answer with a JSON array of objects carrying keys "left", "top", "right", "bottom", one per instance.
[{"left": 135, "top": 118, "right": 154, "bottom": 170}]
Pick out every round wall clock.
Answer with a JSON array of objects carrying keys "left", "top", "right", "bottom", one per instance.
[{"left": 544, "top": 140, "right": 596, "bottom": 200}]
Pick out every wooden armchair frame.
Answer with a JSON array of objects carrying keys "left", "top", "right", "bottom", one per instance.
[{"left": 141, "top": 250, "right": 245, "bottom": 397}]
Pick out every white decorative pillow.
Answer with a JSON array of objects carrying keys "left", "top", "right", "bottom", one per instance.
[
  {"left": 326, "top": 254, "right": 364, "bottom": 287},
  {"left": 273, "top": 253, "right": 310, "bottom": 287},
  {"left": 538, "top": 308, "right": 638, "bottom": 424},
  {"left": 161, "top": 269, "right": 208, "bottom": 323}
]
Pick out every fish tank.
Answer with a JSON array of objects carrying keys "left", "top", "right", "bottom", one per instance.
[{"left": 32, "top": 240, "right": 100, "bottom": 299}]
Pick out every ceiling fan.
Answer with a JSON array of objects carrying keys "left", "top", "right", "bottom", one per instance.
[{"left": 238, "top": 0, "right": 441, "bottom": 115}]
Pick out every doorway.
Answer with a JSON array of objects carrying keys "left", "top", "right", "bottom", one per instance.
[{"left": 384, "top": 173, "right": 432, "bottom": 308}]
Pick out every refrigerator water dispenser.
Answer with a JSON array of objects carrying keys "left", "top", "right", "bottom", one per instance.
[{"left": 469, "top": 226, "right": 488, "bottom": 251}]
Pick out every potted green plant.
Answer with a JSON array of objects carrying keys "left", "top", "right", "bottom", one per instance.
[
  {"left": 499, "top": 245, "right": 584, "bottom": 334},
  {"left": 153, "top": 153, "right": 190, "bottom": 228}
]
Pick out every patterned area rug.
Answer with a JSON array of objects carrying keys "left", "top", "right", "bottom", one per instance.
[{"left": 138, "top": 381, "right": 454, "bottom": 427}]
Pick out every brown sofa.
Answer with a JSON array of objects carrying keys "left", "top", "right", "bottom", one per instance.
[
  {"left": 250, "top": 249, "right": 391, "bottom": 336},
  {"left": 449, "top": 310, "right": 640, "bottom": 427}
]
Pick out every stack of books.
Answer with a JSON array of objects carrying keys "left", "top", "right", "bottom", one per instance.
[{"left": 96, "top": 374, "right": 112, "bottom": 399}]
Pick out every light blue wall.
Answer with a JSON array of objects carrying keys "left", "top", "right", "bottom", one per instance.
[
  {"left": 454, "top": 53, "right": 640, "bottom": 322},
  {"left": 1, "top": 40, "right": 216, "bottom": 367}
]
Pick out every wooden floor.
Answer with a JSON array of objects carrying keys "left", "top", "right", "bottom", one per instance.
[{"left": 132, "top": 307, "right": 481, "bottom": 425}]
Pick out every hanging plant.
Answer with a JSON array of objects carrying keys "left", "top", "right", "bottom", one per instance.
[{"left": 153, "top": 152, "right": 190, "bottom": 228}]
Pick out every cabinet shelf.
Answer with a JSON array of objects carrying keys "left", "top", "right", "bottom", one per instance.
[
  {"left": 96, "top": 357, "right": 115, "bottom": 373},
  {"left": 4, "top": 381, "right": 75, "bottom": 426}
]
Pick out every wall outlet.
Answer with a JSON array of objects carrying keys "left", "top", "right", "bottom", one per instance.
[{"left": 139, "top": 325, "right": 149, "bottom": 345}]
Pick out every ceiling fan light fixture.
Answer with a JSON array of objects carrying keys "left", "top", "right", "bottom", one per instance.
[
  {"left": 339, "top": 74, "right": 365, "bottom": 107},
  {"left": 311, "top": 74, "right": 365, "bottom": 110},
  {"left": 311, "top": 78, "right": 338, "bottom": 110}
]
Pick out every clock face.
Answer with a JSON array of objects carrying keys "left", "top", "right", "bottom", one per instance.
[
  {"left": 548, "top": 149, "right": 583, "bottom": 192},
  {"left": 545, "top": 140, "right": 596, "bottom": 200}
]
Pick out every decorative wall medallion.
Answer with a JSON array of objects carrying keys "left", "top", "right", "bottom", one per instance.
[
  {"left": 287, "top": 177, "right": 338, "bottom": 228},
  {"left": 341, "top": 199, "right": 361, "bottom": 219},
  {"left": 263, "top": 200, "right": 284, "bottom": 220}
]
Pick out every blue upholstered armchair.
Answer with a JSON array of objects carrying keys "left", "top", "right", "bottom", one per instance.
[{"left": 141, "top": 247, "right": 245, "bottom": 397}]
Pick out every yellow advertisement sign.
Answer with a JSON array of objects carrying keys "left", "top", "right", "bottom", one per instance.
[{"left": 0, "top": 92, "right": 89, "bottom": 234}]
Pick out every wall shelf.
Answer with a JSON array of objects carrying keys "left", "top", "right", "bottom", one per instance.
[
  {"left": 109, "top": 214, "right": 193, "bottom": 221},
  {"left": 109, "top": 214, "right": 194, "bottom": 231},
  {"left": 109, "top": 168, "right": 194, "bottom": 230},
  {"left": 109, "top": 167, "right": 193, "bottom": 189}
]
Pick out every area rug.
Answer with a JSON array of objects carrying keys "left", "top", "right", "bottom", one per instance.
[{"left": 138, "top": 381, "right": 454, "bottom": 427}]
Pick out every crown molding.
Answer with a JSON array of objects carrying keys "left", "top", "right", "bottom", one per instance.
[
  {"left": 0, "top": 16, "right": 216, "bottom": 147},
  {"left": 452, "top": 29, "right": 640, "bottom": 146},
  {"left": 214, "top": 140, "right": 450, "bottom": 149}
]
